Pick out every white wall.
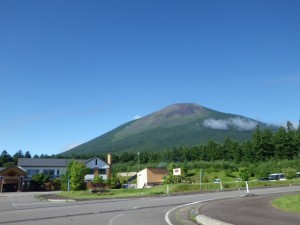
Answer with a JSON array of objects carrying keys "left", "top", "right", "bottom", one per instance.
[{"left": 137, "top": 169, "right": 148, "bottom": 189}]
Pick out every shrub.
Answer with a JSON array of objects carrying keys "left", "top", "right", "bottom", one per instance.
[
  {"left": 282, "top": 167, "right": 297, "bottom": 179},
  {"left": 239, "top": 167, "right": 251, "bottom": 181},
  {"left": 30, "top": 174, "right": 50, "bottom": 191}
]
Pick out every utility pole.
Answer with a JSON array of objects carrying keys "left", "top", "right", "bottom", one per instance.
[{"left": 137, "top": 152, "right": 140, "bottom": 172}]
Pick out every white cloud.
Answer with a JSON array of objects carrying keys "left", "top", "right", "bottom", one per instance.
[
  {"left": 203, "top": 117, "right": 258, "bottom": 131},
  {"left": 133, "top": 115, "right": 142, "bottom": 120},
  {"left": 203, "top": 118, "right": 228, "bottom": 130},
  {"left": 230, "top": 118, "right": 258, "bottom": 130}
]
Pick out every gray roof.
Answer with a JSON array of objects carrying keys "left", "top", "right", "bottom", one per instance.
[{"left": 18, "top": 158, "right": 86, "bottom": 167}]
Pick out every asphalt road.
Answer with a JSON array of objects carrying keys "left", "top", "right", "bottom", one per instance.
[
  {"left": 199, "top": 192, "right": 300, "bottom": 225},
  {"left": 0, "top": 186, "right": 299, "bottom": 225}
]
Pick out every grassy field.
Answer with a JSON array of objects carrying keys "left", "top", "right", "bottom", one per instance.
[
  {"left": 59, "top": 179, "right": 300, "bottom": 199},
  {"left": 272, "top": 194, "right": 300, "bottom": 214}
]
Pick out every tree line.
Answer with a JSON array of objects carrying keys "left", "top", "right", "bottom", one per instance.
[
  {"left": 1, "top": 122, "right": 300, "bottom": 170},
  {"left": 101, "top": 122, "right": 300, "bottom": 167}
]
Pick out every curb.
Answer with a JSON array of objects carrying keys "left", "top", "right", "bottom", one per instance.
[
  {"left": 196, "top": 215, "right": 233, "bottom": 225},
  {"left": 47, "top": 198, "right": 76, "bottom": 202}
]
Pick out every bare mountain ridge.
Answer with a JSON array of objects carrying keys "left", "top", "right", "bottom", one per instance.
[
  {"left": 114, "top": 103, "right": 210, "bottom": 140},
  {"left": 62, "top": 103, "right": 276, "bottom": 156}
]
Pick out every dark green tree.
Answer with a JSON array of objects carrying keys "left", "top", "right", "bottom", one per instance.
[
  {"left": 261, "top": 128, "right": 275, "bottom": 159},
  {"left": 13, "top": 150, "right": 24, "bottom": 164},
  {"left": 24, "top": 151, "right": 32, "bottom": 158},
  {"left": 0, "top": 150, "right": 13, "bottom": 167},
  {"left": 285, "top": 121, "right": 298, "bottom": 159}
]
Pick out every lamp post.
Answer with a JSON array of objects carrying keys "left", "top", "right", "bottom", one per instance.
[{"left": 137, "top": 152, "right": 140, "bottom": 172}]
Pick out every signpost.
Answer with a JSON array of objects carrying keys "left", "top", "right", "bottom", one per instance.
[
  {"left": 200, "top": 169, "right": 204, "bottom": 190},
  {"left": 67, "top": 174, "right": 70, "bottom": 197}
]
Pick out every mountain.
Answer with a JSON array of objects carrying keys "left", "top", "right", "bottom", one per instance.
[{"left": 61, "top": 103, "right": 276, "bottom": 156}]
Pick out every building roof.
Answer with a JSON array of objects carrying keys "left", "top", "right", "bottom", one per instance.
[
  {"left": 17, "top": 158, "right": 86, "bottom": 167},
  {"left": 118, "top": 172, "right": 137, "bottom": 177},
  {"left": 138, "top": 167, "right": 168, "bottom": 174},
  {"left": 0, "top": 165, "right": 27, "bottom": 176},
  {"left": 84, "top": 157, "right": 109, "bottom": 167}
]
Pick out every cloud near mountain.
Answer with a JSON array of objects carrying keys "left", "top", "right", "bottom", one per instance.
[{"left": 203, "top": 117, "right": 258, "bottom": 130}]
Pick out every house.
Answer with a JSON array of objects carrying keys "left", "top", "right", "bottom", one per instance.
[
  {"left": 137, "top": 167, "right": 168, "bottom": 189},
  {"left": 18, "top": 156, "right": 110, "bottom": 182},
  {"left": 84, "top": 157, "right": 110, "bottom": 181},
  {"left": 0, "top": 165, "right": 27, "bottom": 192}
]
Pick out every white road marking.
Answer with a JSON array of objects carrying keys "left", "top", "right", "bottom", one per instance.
[
  {"left": 109, "top": 214, "right": 123, "bottom": 225},
  {"left": 164, "top": 195, "right": 239, "bottom": 225},
  {"left": 13, "top": 202, "right": 57, "bottom": 206}
]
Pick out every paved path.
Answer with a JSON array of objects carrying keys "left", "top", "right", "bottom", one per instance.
[{"left": 199, "top": 192, "right": 300, "bottom": 225}]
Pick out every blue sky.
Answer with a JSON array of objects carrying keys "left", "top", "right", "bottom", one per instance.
[{"left": 1, "top": 0, "right": 299, "bottom": 157}]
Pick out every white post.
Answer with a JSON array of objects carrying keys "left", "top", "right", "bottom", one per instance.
[
  {"left": 246, "top": 181, "right": 249, "bottom": 194},
  {"left": 167, "top": 184, "right": 169, "bottom": 195},
  {"left": 220, "top": 181, "right": 223, "bottom": 190},
  {"left": 200, "top": 169, "right": 202, "bottom": 190}
]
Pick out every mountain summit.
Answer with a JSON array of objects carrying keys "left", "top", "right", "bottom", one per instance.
[{"left": 62, "top": 103, "right": 274, "bottom": 156}]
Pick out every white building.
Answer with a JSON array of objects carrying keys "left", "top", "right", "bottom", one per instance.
[
  {"left": 137, "top": 167, "right": 168, "bottom": 189},
  {"left": 18, "top": 157, "right": 110, "bottom": 181}
]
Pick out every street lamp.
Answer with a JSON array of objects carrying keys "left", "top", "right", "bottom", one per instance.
[{"left": 137, "top": 152, "right": 140, "bottom": 172}]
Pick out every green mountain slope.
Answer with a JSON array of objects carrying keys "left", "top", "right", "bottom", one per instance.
[{"left": 61, "top": 103, "right": 276, "bottom": 156}]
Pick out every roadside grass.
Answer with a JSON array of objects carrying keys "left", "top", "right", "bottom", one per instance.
[
  {"left": 60, "top": 185, "right": 169, "bottom": 199},
  {"left": 272, "top": 193, "right": 300, "bottom": 214},
  {"left": 59, "top": 179, "right": 300, "bottom": 199}
]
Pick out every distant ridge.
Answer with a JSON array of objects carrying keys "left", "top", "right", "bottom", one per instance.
[{"left": 61, "top": 103, "right": 277, "bottom": 156}]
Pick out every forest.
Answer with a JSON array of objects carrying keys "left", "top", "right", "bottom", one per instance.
[{"left": 1, "top": 122, "right": 300, "bottom": 179}]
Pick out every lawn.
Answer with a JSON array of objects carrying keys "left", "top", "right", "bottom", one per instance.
[{"left": 272, "top": 193, "right": 300, "bottom": 214}]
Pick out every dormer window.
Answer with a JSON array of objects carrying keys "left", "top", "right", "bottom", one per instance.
[{"left": 95, "top": 159, "right": 98, "bottom": 165}]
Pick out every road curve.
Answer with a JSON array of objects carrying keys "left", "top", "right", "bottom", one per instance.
[
  {"left": 197, "top": 192, "right": 300, "bottom": 225},
  {"left": 0, "top": 186, "right": 299, "bottom": 225}
]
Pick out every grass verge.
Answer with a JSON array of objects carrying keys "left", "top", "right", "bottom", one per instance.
[
  {"left": 58, "top": 179, "right": 300, "bottom": 199},
  {"left": 272, "top": 193, "right": 300, "bottom": 214}
]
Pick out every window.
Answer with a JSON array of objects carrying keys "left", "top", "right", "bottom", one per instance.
[
  {"left": 95, "top": 159, "right": 98, "bottom": 165},
  {"left": 99, "top": 169, "right": 106, "bottom": 174},
  {"left": 43, "top": 170, "right": 55, "bottom": 175},
  {"left": 27, "top": 169, "right": 39, "bottom": 175},
  {"left": 88, "top": 168, "right": 106, "bottom": 174}
]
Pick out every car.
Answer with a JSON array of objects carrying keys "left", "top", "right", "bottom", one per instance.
[
  {"left": 269, "top": 173, "right": 286, "bottom": 181},
  {"left": 213, "top": 179, "right": 221, "bottom": 183},
  {"left": 258, "top": 177, "right": 269, "bottom": 181}
]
